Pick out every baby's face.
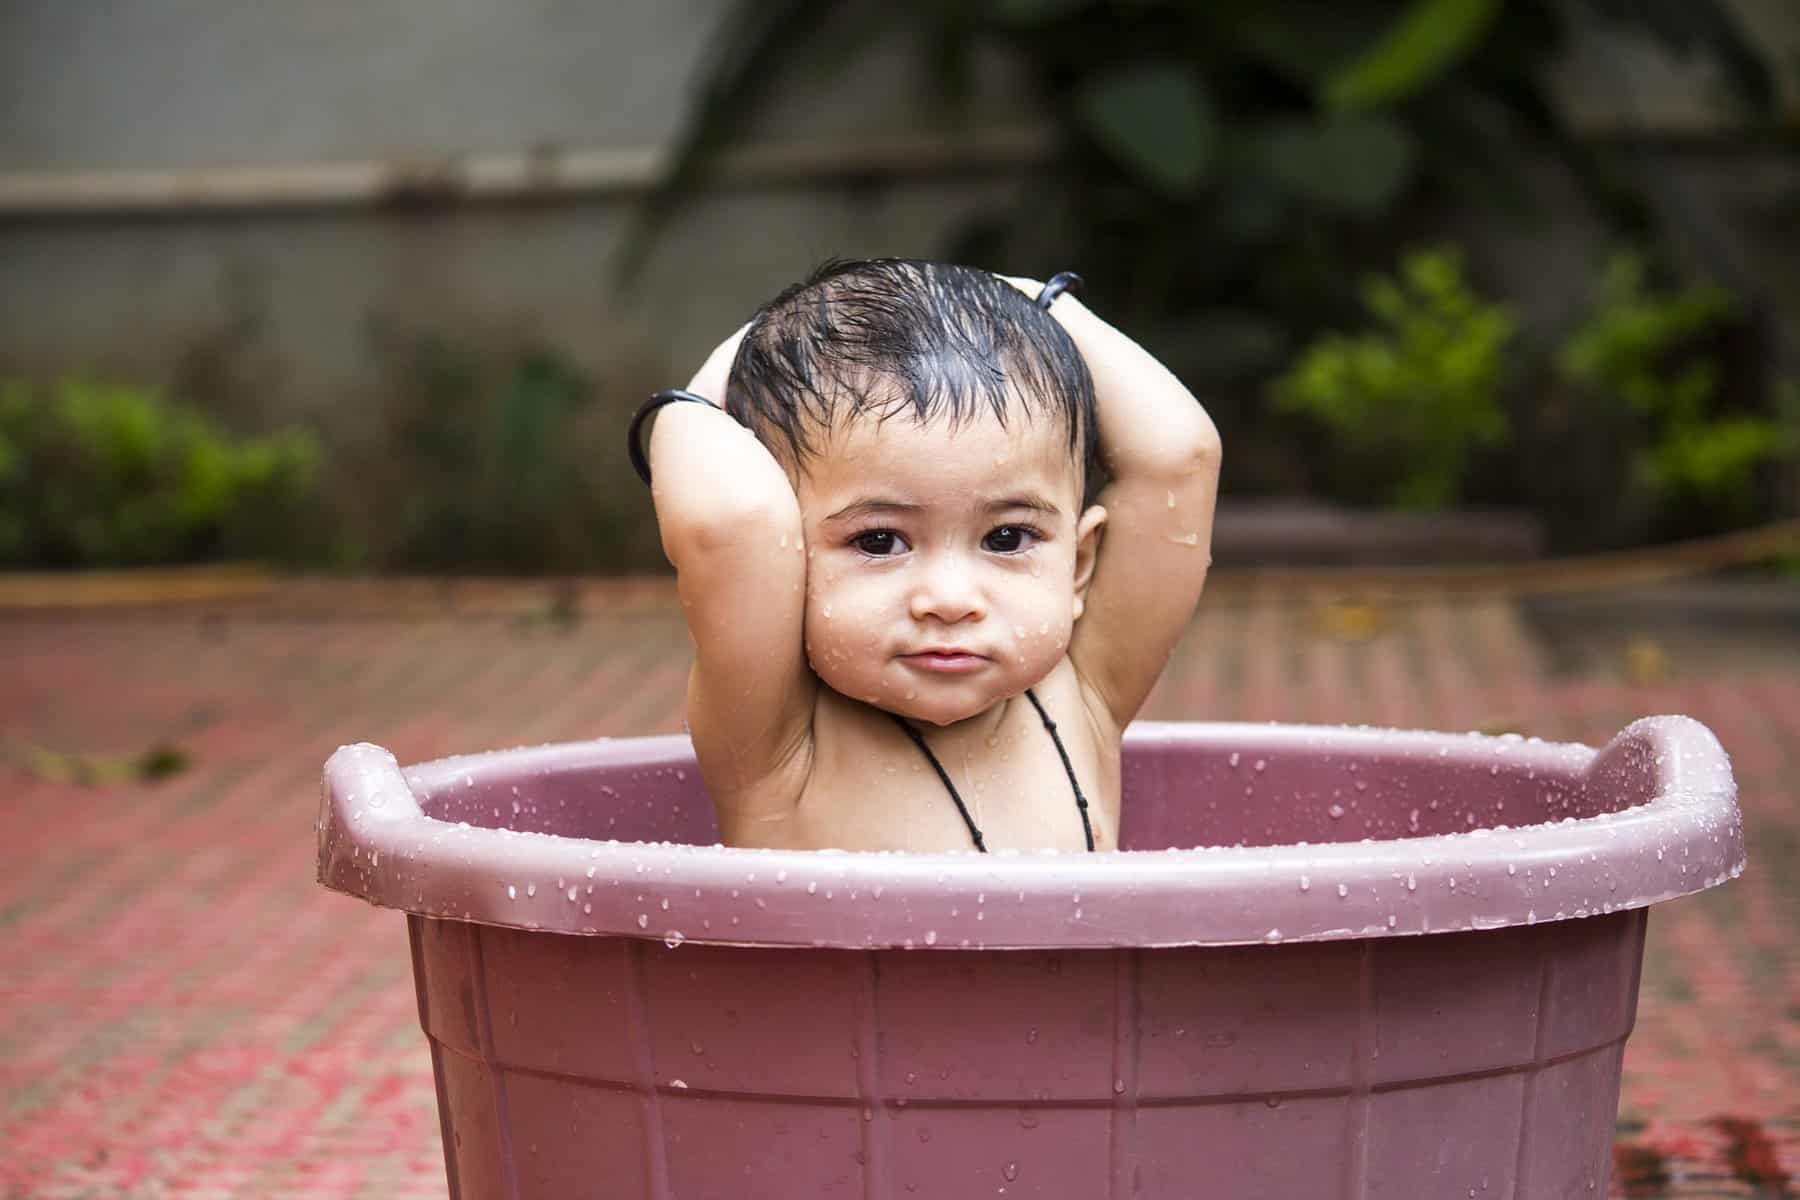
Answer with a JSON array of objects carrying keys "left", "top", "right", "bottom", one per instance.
[{"left": 795, "top": 404, "right": 1103, "bottom": 727}]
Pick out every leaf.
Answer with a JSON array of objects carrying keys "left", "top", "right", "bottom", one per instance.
[
  {"left": 1324, "top": 0, "right": 1502, "bottom": 112},
  {"left": 1074, "top": 63, "right": 1216, "bottom": 196},
  {"left": 1252, "top": 117, "right": 1416, "bottom": 213},
  {"left": 1225, "top": 2, "right": 1394, "bottom": 87}
]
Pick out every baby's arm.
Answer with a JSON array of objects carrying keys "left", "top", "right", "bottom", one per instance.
[
  {"left": 1025, "top": 283, "right": 1222, "bottom": 729},
  {"left": 647, "top": 329, "right": 814, "bottom": 814}
]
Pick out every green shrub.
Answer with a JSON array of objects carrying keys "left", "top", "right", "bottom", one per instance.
[
  {"left": 0, "top": 378, "right": 318, "bottom": 567},
  {"left": 1271, "top": 245, "right": 1517, "bottom": 509},
  {"left": 1557, "top": 253, "right": 1792, "bottom": 529}
]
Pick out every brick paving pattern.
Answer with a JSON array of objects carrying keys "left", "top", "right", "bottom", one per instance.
[{"left": 1, "top": 582, "right": 1793, "bottom": 1197}]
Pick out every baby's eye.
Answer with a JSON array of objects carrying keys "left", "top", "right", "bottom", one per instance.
[
  {"left": 851, "top": 529, "right": 909, "bottom": 557},
  {"left": 983, "top": 525, "right": 1039, "bottom": 554}
]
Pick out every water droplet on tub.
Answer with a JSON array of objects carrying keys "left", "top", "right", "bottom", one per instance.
[
  {"left": 1228, "top": 752, "right": 1240, "bottom": 767},
  {"left": 1004, "top": 1162, "right": 1020, "bottom": 1181},
  {"left": 1327, "top": 804, "right": 1345, "bottom": 819},
  {"left": 1405, "top": 874, "right": 1416, "bottom": 891},
  {"left": 507, "top": 884, "right": 517, "bottom": 900},
  {"left": 1264, "top": 1096, "right": 1282, "bottom": 1109},
  {"left": 637, "top": 914, "right": 649, "bottom": 929},
  {"left": 1336, "top": 883, "right": 1349, "bottom": 898},
  {"left": 1253, "top": 759, "right": 1266, "bottom": 773},
  {"left": 807, "top": 881, "right": 817, "bottom": 894},
  {"left": 925, "top": 930, "right": 938, "bottom": 945},
  {"left": 567, "top": 886, "right": 578, "bottom": 902},
  {"left": 665, "top": 931, "right": 685, "bottom": 948},
  {"left": 1299, "top": 875, "right": 1311, "bottom": 892},
  {"left": 526, "top": 883, "right": 536, "bottom": 897}
]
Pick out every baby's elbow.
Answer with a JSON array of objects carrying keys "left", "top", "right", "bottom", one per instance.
[
  {"left": 1135, "top": 417, "right": 1221, "bottom": 483},
  {"left": 663, "top": 490, "right": 802, "bottom": 565}
]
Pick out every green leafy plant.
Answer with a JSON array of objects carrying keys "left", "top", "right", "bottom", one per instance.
[
  {"left": 1557, "top": 253, "right": 1793, "bottom": 528},
  {"left": 1271, "top": 246, "right": 1516, "bottom": 509},
  {"left": 632, "top": 0, "right": 1775, "bottom": 335},
  {"left": 0, "top": 378, "right": 318, "bottom": 567},
  {"left": 625, "top": 0, "right": 1781, "bottom": 528}
]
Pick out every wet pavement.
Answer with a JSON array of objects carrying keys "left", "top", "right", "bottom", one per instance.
[{"left": 2, "top": 577, "right": 1794, "bottom": 1197}]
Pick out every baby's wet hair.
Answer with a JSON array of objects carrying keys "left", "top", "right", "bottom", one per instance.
[{"left": 727, "top": 259, "right": 1098, "bottom": 493}]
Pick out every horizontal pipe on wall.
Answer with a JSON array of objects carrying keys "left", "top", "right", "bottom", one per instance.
[{"left": 0, "top": 127, "right": 1059, "bottom": 217}]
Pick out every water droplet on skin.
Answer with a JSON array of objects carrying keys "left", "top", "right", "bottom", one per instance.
[
  {"left": 779, "top": 533, "right": 787, "bottom": 549},
  {"left": 1166, "top": 531, "right": 1200, "bottom": 546},
  {"left": 1166, "top": 490, "right": 1176, "bottom": 509},
  {"left": 905, "top": 690, "right": 917, "bottom": 701}
]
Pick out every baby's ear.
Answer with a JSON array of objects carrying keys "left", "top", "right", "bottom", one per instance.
[{"left": 1070, "top": 504, "right": 1107, "bottom": 620}]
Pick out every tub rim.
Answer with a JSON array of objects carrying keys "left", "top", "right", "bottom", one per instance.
[{"left": 317, "top": 715, "right": 1743, "bottom": 949}]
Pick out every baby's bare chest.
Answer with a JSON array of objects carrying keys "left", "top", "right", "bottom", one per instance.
[{"left": 776, "top": 694, "right": 1120, "bottom": 854}]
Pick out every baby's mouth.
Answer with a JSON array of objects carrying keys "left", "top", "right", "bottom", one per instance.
[{"left": 900, "top": 649, "right": 989, "bottom": 674}]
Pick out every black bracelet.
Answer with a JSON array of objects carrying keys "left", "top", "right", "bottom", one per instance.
[
  {"left": 1035, "top": 271, "right": 1083, "bottom": 310},
  {"left": 627, "top": 388, "right": 720, "bottom": 486}
]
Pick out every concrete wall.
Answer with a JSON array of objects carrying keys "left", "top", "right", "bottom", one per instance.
[{"left": 0, "top": 1, "right": 1044, "bottom": 434}]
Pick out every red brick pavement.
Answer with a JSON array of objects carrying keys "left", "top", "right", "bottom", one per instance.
[{"left": 1, "top": 583, "right": 1794, "bottom": 1198}]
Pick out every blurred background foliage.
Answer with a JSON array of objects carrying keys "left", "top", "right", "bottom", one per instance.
[
  {"left": 632, "top": 0, "right": 1794, "bottom": 553},
  {"left": 0, "top": 378, "right": 317, "bottom": 567},
  {"left": 332, "top": 328, "right": 653, "bottom": 573},
  {"left": 2, "top": 0, "right": 1793, "bottom": 570}
]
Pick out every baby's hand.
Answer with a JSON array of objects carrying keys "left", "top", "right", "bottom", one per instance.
[{"left": 996, "top": 274, "right": 1043, "bottom": 301}]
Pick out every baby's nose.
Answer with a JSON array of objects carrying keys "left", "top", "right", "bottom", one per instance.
[{"left": 909, "top": 559, "right": 985, "bottom": 623}]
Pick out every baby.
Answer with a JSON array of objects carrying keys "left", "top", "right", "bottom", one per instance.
[{"left": 640, "top": 260, "right": 1219, "bottom": 853}]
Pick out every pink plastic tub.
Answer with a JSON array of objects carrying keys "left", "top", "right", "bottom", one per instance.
[{"left": 318, "top": 717, "right": 1743, "bottom": 1198}]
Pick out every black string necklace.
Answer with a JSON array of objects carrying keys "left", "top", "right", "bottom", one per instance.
[{"left": 888, "top": 688, "right": 1096, "bottom": 853}]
